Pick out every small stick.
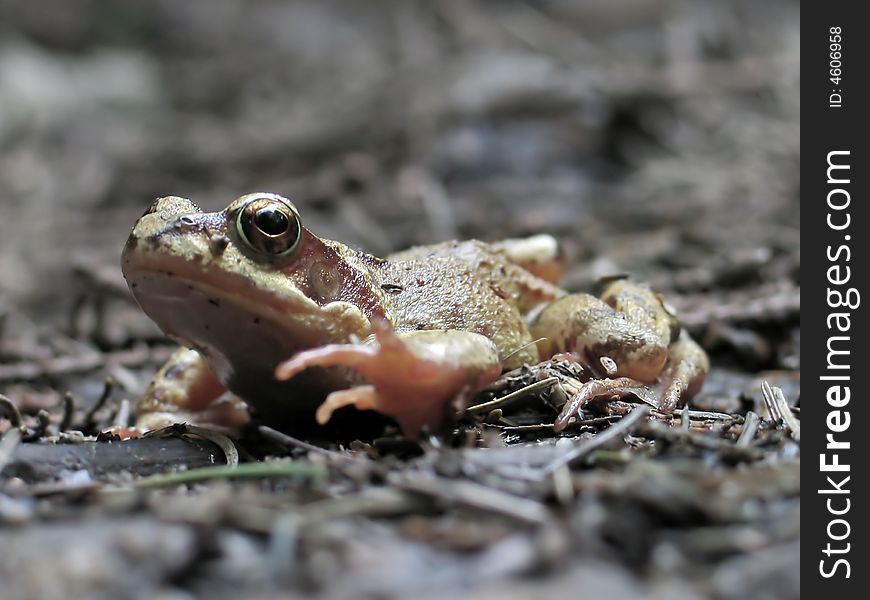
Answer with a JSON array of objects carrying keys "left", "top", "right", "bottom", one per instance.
[
  {"left": 258, "top": 425, "right": 342, "bottom": 458},
  {"left": 258, "top": 426, "right": 384, "bottom": 481},
  {"left": 389, "top": 471, "right": 552, "bottom": 526},
  {"left": 83, "top": 377, "right": 114, "bottom": 430},
  {"left": 0, "top": 394, "right": 22, "bottom": 428},
  {"left": 155, "top": 423, "right": 239, "bottom": 467},
  {"left": 112, "top": 399, "right": 132, "bottom": 429},
  {"left": 651, "top": 408, "right": 743, "bottom": 424},
  {"left": 670, "top": 408, "right": 742, "bottom": 422},
  {"left": 58, "top": 391, "right": 75, "bottom": 432},
  {"left": 483, "top": 415, "right": 621, "bottom": 433},
  {"left": 638, "top": 420, "right": 764, "bottom": 462},
  {"left": 761, "top": 381, "right": 782, "bottom": 422},
  {"left": 542, "top": 405, "right": 650, "bottom": 475},
  {"left": 736, "top": 411, "right": 760, "bottom": 447},
  {"left": 502, "top": 337, "right": 548, "bottom": 363},
  {"left": 0, "top": 428, "right": 22, "bottom": 474},
  {"left": 762, "top": 381, "right": 800, "bottom": 442},
  {"left": 466, "top": 377, "right": 559, "bottom": 415},
  {"left": 134, "top": 461, "right": 327, "bottom": 489},
  {"left": 24, "top": 409, "right": 51, "bottom": 441}
]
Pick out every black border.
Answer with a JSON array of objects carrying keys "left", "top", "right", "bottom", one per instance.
[{"left": 803, "top": 3, "right": 868, "bottom": 596}]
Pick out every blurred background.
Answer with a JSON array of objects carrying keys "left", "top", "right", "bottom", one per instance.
[{"left": 0, "top": 0, "right": 798, "bottom": 315}]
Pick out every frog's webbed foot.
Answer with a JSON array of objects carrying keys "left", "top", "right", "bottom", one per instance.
[
  {"left": 554, "top": 377, "right": 654, "bottom": 432},
  {"left": 275, "top": 319, "right": 502, "bottom": 439},
  {"left": 533, "top": 279, "right": 709, "bottom": 429},
  {"left": 554, "top": 333, "right": 709, "bottom": 430}
]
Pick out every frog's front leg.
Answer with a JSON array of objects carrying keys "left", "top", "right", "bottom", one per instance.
[
  {"left": 531, "top": 279, "right": 708, "bottom": 429},
  {"left": 133, "top": 347, "right": 250, "bottom": 432},
  {"left": 274, "top": 320, "right": 502, "bottom": 439}
]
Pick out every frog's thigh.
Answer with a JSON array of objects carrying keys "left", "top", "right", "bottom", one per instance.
[
  {"left": 599, "top": 279, "right": 678, "bottom": 344},
  {"left": 530, "top": 293, "right": 669, "bottom": 383},
  {"left": 135, "top": 347, "right": 247, "bottom": 431}
]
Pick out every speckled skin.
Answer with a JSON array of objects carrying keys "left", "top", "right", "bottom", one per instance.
[
  {"left": 377, "top": 240, "right": 565, "bottom": 369},
  {"left": 122, "top": 193, "right": 707, "bottom": 436}
]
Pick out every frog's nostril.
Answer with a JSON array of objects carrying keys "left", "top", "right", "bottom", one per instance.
[{"left": 179, "top": 216, "right": 196, "bottom": 227}]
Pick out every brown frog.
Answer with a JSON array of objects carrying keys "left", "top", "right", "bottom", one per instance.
[{"left": 122, "top": 193, "right": 708, "bottom": 438}]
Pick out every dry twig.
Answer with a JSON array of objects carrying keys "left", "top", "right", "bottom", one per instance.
[
  {"left": 543, "top": 405, "right": 650, "bottom": 475},
  {"left": 466, "top": 377, "right": 560, "bottom": 415},
  {"left": 761, "top": 381, "right": 800, "bottom": 442},
  {"left": 390, "top": 471, "right": 552, "bottom": 526},
  {"left": 736, "top": 411, "right": 760, "bottom": 447}
]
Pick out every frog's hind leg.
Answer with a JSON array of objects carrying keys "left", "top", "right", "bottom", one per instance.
[
  {"left": 599, "top": 280, "right": 707, "bottom": 412},
  {"left": 531, "top": 280, "right": 708, "bottom": 428},
  {"left": 531, "top": 292, "right": 671, "bottom": 383},
  {"left": 132, "top": 347, "right": 249, "bottom": 433},
  {"left": 552, "top": 330, "right": 708, "bottom": 431}
]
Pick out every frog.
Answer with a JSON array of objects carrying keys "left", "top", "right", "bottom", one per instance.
[{"left": 121, "top": 192, "right": 709, "bottom": 439}]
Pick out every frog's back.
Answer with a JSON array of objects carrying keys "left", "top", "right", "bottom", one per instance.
[{"left": 375, "top": 240, "right": 560, "bottom": 367}]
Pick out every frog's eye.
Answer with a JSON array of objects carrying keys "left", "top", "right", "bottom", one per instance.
[{"left": 236, "top": 197, "right": 302, "bottom": 257}]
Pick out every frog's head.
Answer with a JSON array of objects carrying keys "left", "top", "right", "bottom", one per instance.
[{"left": 122, "top": 193, "right": 385, "bottom": 392}]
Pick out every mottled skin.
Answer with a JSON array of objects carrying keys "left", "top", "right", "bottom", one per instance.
[{"left": 122, "top": 193, "right": 708, "bottom": 438}]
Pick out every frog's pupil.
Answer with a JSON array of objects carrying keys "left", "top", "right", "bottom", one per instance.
[{"left": 255, "top": 206, "right": 289, "bottom": 235}]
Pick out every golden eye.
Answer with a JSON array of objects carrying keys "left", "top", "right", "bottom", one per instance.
[{"left": 236, "top": 196, "right": 301, "bottom": 257}]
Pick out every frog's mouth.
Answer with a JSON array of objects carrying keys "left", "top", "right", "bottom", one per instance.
[
  {"left": 126, "top": 264, "right": 366, "bottom": 420},
  {"left": 124, "top": 259, "right": 355, "bottom": 348},
  {"left": 126, "top": 260, "right": 372, "bottom": 410}
]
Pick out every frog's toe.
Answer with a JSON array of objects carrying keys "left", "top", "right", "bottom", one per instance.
[
  {"left": 274, "top": 344, "right": 376, "bottom": 380},
  {"left": 656, "top": 330, "right": 710, "bottom": 413},
  {"left": 315, "top": 385, "right": 378, "bottom": 425},
  {"left": 315, "top": 384, "right": 446, "bottom": 439},
  {"left": 554, "top": 334, "right": 708, "bottom": 429},
  {"left": 554, "top": 377, "right": 654, "bottom": 432}
]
